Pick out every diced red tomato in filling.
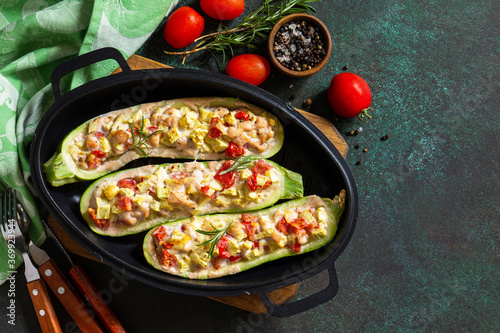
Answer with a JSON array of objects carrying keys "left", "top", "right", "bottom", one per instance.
[
  {"left": 87, "top": 150, "right": 106, "bottom": 169},
  {"left": 288, "top": 242, "right": 301, "bottom": 253},
  {"left": 153, "top": 226, "right": 167, "bottom": 245},
  {"left": 225, "top": 142, "right": 245, "bottom": 158},
  {"left": 201, "top": 185, "right": 217, "bottom": 198},
  {"left": 208, "top": 117, "right": 222, "bottom": 138},
  {"left": 217, "top": 236, "right": 231, "bottom": 259},
  {"left": 289, "top": 217, "right": 308, "bottom": 230},
  {"left": 253, "top": 241, "right": 260, "bottom": 248},
  {"left": 247, "top": 172, "right": 271, "bottom": 192},
  {"left": 214, "top": 160, "right": 236, "bottom": 189},
  {"left": 87, "top": 208, "right": 110, "bottom": 229},
  {"left": 161, "top": 249, "right": 177, "bottom": 268},
  {"left": 229, "top": 255, "right": 242, "bottom": 262},
  {"left": 293, "top": 228, "right": 307, "bottom": 237},
  {"left": 234, "top": 110, "right": 249, "bottom": 120},
  {"left": 241, "top": 214, "right": 258, "bottom": 240},
  {"left": 307, "top": 221, "right": 320, "bottom": 231},
  {"left": 117, "top": 178, "right": 138, "bottom": 192},
  {"left": 116, "top": 196, "right": 133, "bottom": 211},
  {"left": 277, "top": 218, "right": 290, "bottom": 235},
  {"left": 251, "top": 159, "right": 273, "bottom": 175}
]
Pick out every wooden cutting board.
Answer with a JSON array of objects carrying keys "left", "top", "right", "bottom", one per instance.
[{"left": 47, "top": 54, "right": 348, "bottom": 314}]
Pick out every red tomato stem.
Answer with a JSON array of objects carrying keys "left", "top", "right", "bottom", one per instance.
[{"left": 357, "top": 107, "right": 375, "bottom": 122}]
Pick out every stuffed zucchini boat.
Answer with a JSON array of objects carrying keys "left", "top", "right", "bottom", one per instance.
[
  {"left": 143, "top": 192, "right": 345, "bottom": 279},
  {"left": 45, "top": 97, "right": 284, "bottom": 186},
  {"left": 81, "top": 158, "right": 303, "bottom": 236}
]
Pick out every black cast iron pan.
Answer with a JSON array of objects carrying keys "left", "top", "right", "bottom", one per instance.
[{"left": 30, "top": 47, "right": 358, "bottom": 317}]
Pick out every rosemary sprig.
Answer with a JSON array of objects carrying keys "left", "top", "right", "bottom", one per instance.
[
  {"left": 129, "top": 116, "right": 163, "bottom": 157},
  {"left": 219, "top": 155, "right": 256, "bottom": 175},
  {"left": 196, "top": 222, "right": 233, "bottom": 258},
  {"left": 166, "top": 0, "right": 320, "bottom": 64}
]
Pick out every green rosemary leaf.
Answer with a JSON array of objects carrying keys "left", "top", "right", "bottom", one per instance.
[
  {"left": 129, "top": 116, "right": 164, "bottom": 157},
  {"left": 218, "top": 155, "right": 256, "bottom": 175},
  {"left": 196, "top": 222, "right": 233, "bottom": 258},
  {"left": 166, "top": 0, "right": 321, "bottom": 65}
]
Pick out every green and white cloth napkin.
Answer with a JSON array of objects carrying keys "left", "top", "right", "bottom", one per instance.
[{"left": 0, "top": 0, "right": 178, "bottom": 285}]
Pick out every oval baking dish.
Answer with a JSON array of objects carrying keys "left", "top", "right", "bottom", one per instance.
[{"left": 30, "top": 48, "right": 358, "bottom": 317}]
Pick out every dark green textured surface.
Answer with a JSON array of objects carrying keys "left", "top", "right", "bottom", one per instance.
[{"left": 1, "top": 1, "right": 498, "bottom": 332}]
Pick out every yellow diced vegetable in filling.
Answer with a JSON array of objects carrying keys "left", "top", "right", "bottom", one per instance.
[
  {"left": 190, "top": 127, "right": 208, "bottom": 148},
  {"left": 199, "top": 107, "right": 214, "bottom": 123},
  {"left": 190, "top": 251, "right": 210, "bottom": 268},
  {"left": 137, "top": 180, "right": 151, "bottom": 193},
  {"left": 111, "top": 206, "right": 121, "bottom": 214},
  {"left": 99, "top": 137, "right": 111, "bottom": 153},
  {"left": 132, "top": 196, "right": 144, "bottom": 206},
  {"left": 178, "top": 257, "right": 192, "bottom": 274},
  {"left": 226, "top": 238, "right": 240, "bottom": 256},
  {"left": 221, "top": 188, "right": 237, "bottom": 196},
  {"left": 205, "top": 137, "right": 229, "bottom": 153},
  {"left": 169, "top": 229, "right": 191, "bottom": 249},
  {"left": 119, "top": 188, "right": 135, "bottom": 198},
  {"left": 315, "top": 207, "right": 329, "bottom": 227},
  {"left": 88, "top": 120, "right": 99, "bottom": 133},
  {"left": 157, "top": 187, "right": 170, "bottom": 199},
  {"left": 129, "top": 109, "right": 143, "bottom": 124},
  {"left": 265, "top": 170, "right": 279, "bottom": 183},
  {"left": 150, "top": 200, "right": 161, "bottom": 212},
  {"left": 96, "top": 205, "right": 110, "bottom": 220},
  {"left": 240, "top": 169, "right": 252, "bottom": 180},
  {"left": 164, "top": 128, "right": 181, "bottom": 144},
  {"left": 299, "top": 210, "right": 316, "bottom": 225},
  {"left": 224, "top": 112, "right": 237, "bottom": 126},
  {"left": 103, "top": 185, "right": 118, "bottom": 200}
]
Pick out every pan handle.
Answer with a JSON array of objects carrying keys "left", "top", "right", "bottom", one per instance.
[
  {"left": 51, "top": 47, "right": 131, "bottom": 100},
  {"left": 257, "top": 264, "right": 339, "bottom": 318}
]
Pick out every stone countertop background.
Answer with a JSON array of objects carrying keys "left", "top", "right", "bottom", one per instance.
[{"left": 1, "top": 0, "right": 498, "bottom": 332}]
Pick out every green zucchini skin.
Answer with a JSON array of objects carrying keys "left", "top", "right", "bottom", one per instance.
[
  {"left": 80, "top": 159, "right": 303, "bottom": 237},
  {"left": 44, "top": 97, "right": 284, "bottom": 187},
  {"left": 143, "top": 192, "right": 345, "bottom": 279}
]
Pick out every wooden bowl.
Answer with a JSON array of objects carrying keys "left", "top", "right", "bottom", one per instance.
[{"left": 267, "top": 14, "right": 332, "bottom": 77}]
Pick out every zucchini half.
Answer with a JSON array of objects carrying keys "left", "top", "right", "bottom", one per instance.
[
  {"left": 143, "top": 192, "right": 346, "bottom": 279},
  {"left": 80, "top": 159, "right": 303, "bottom": 236},
  {"left": 45, "top": 97, "right": 284, "bottom": 186}
]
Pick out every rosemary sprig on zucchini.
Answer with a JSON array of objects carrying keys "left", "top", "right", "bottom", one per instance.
[
  {"left": 166, "top": 0, "right": 320, "bottom": 64},
  {"left": 219, "top": 155, "right": 256, "bottom": 175},
  {"left": 196, "top": 222, "right": 233, "bottom": 258},
  {"left": 129, "top": 116, "right": 163, "bottom": 157}
]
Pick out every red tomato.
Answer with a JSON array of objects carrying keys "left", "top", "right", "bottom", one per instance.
[
  {"left": 247, "top": 172, "right": 271, "bottom": 192},
  {"left": 214, "top": 160, "right": 236, "bottom": 189},
  {"left": 226, "top": 54, "right": 271, "bottom": 86},
  {"left": 224, "top": 142, "right": 245, "bottom": 158},
  {"left": 217, "top": 236, "right": 231, "bottom": 258},
  {"left": 161, "top": 249, "right": 177, "bottom": 268},
  {"left": 117, "top": 178, "right": 138, "bottom": 191},
  {"left": 164, "top": 7, "right": 205, "bottom": 48},
  {"left": 200, "top": 0, "right": 245, "bottom": 20},
  {"left": 327, "top": 73, "right": 372, "bottom": 118},
  {"left": 234, "top": 110, "right": 249, "bottom": 120},
  {"left": 116, "top": 196, "right": 133, "bottom": 211},
  {"left": 208, "top": 117, "right": 222, "bottom": 138}
]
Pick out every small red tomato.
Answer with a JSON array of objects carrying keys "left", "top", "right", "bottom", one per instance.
[
  {"left": 327, "top": 73, "right": 372, "bottom": 119},
  {"left": 164, "top": 7, "right": 205, "bottom": 48},
  {"left": 200, "top": 0, "right": 245, "bottom": 20},
  {"left": 226, "top": 54, "right": 271, "bottom": 86}
]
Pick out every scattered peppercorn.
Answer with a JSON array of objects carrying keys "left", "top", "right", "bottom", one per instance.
[
  {"left": 363, "top": 148, "right": 368, "bottom": 153},
  {"left": 273, "top": 20, "right": 327, "bottom": 72},
  {"left": 289, "top": 94, "right": 295, "bottom": 101},
  {"left": 381, "top": 134, "right": 390, "bottom": 141},
  {"left": 356, "top": 161, "right": 362, "bottom": 166},
  {"left": 354, "top": 144, "right": 360, "bottom": 149},
  {"left": 348, "top": 130, "right": 355, "bottom": 136},
  {"left": 354, "top": 129, "right": 360, "bottom": 135},
  {"left": 304, "top": 98, "right": 312, "bottom": 106},
  {"left": 343, "top": 65, "right": 349, "bottom": 71}
]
